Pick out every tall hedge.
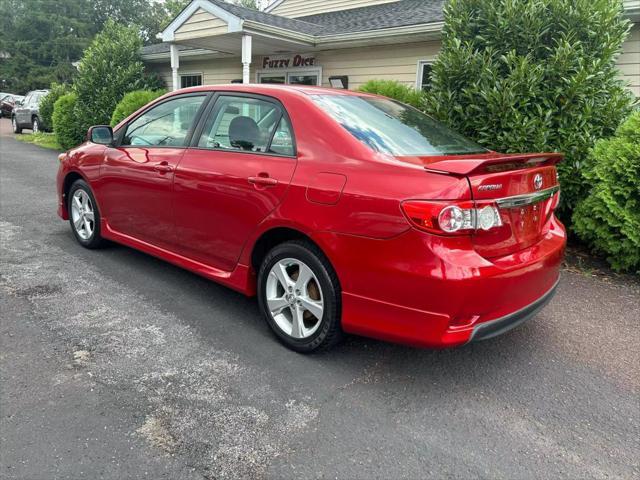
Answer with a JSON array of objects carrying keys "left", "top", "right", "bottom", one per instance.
[
  {"left": 53, "top": 93, "right": 85, "bottom": 150},
  {"left": 424, "top": 0, "right": 636, "bottom": 222},
  {"left": 110, "top": 89, "right": 166, "bottom": 127},
  {"left": 73, "top": 19, "right": 163, "bottom": 135},
  {"left": 39, "top": 83, "right": 69, "bottom": 132},
  {"left": 572, "top": 112, "right": 640, "bottom": 273}
]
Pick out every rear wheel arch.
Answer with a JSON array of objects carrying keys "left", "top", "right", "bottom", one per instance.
[{"left": 250, "top": 227, "right": 338, "bottom": 283}]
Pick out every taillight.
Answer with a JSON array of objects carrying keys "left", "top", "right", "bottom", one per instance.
[{"left": 401, "top": 200, "right": 503, "bottom": 235}]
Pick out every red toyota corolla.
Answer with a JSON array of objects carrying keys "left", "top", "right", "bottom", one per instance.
[{"left": 56, "top": 84, "right": 565, "bottom": 352}]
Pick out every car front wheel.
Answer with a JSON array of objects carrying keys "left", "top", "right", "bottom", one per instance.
[
  {"left": 258, "top": 240, "right": 343, "bottom": 353},
  {"left": 32, "top": 117, "right": 39, "bottom": 133},
  {"left": 12, "top": 116, "right": 21, "bottom": 134},
  {"left": 68, "top": 179, "right": 106, "bottom": 249}
]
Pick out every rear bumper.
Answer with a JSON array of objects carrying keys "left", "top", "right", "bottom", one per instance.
[
  {"left": 316, "top": 215, "right": 566, "bottom": 348},
  {"left": 469, "top": 277, "right": 559, "bottom": 342}
]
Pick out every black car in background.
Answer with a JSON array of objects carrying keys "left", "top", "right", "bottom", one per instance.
[
  {"left": 12, "top": 89, "right": 48, "bottom": 133},
  {"left": 0, "top": 94, "right": 25, "bottom": 118}
]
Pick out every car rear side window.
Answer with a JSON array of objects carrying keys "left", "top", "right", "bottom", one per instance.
[
  {"left": 122, "top": 95, "right": 206, "bottom": 147},
  {"left": 197, "top": 95, "right": 294, "bottom": 155},
  {"left": 311, "top": 95, "right": 487, "bottom": 156}
]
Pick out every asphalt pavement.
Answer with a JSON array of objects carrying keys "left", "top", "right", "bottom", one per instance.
[{"left": 1, "top": 118, "right": 639, "bottom": 480}]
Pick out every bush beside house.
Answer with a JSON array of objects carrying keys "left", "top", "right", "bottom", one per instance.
[
  {"left": 572, "top": 112, "right": 640, "bottom": 273},
  {"left": 423, "top": 0, "right": 636, "bottom": 223},
  {"left": 111, "top": 89, "right": 166, "bottom": 127},
  {"left": 358, "top": 80, "right": 425, "bottom": 109}
]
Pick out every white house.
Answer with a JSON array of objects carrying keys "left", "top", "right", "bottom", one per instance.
[{"left": 142, "top": 0, "right": 640, "bottom": 97}]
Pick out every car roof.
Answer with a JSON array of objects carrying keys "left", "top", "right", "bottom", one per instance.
[{"left": 169, "top": 83, "right": 368, "bottom": 99}]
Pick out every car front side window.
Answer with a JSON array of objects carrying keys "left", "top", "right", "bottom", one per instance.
[{"left": 122, "top": 95, "right": 206, "bottom": 147}]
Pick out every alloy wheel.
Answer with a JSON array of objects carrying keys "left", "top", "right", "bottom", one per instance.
[
  {"left": 12, "top": 117, "right": 17, "bottom": 132},
  {"left": 32, "top": 119, "right": 39, "bottom": 133},
  {"left": 266, "top": 258, "right": 324, "bottom": 339},
  {"left": 70, "top": 189, "right": 95, "bottom": 240}
]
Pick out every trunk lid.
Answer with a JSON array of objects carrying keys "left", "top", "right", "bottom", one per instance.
[{"left": 396, "top": 153, "right": 563, "bottom": 258}]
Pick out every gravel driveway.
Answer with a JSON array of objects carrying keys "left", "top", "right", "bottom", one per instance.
[{"left": 1, "top": 119, "right": 638, "bottom": 479}]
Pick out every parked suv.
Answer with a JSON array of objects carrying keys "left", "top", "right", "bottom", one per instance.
[{"left": 12, "top": 89, "right": 48, "bottom": 133}]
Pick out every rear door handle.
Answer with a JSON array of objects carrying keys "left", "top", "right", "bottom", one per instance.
[
  {"left": 248, "top": 176, "right": 278, "bottom": 186},
  {"left": 154, "top": 162, "right": 174, "bottom": 173}
]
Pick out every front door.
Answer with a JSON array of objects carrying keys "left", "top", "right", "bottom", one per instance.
[
  {"left": 97, "top": 93, "right": 208, "bottom": 249},
  {"left": 174, "top": 94, "right": 297, "bottom": 271}
]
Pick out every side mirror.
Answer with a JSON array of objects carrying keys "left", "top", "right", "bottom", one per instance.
[{"left": 88, "top": 125, "right": 113, "bottom": 146}]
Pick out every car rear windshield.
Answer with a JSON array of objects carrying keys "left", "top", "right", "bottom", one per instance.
[{"left": 311, "top": 95, "right": 488, "bottom": 156}]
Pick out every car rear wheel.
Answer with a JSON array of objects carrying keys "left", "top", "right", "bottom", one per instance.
[
  {"left": 12, "top": 116, "right": 21, "bottom": 134},
  {"left": 32, "top": 117, "right": 39, "bottom": 133},
  {"left": 68, "top": 180, "right": 106, "bottom": 249},
  {"left": 258, "top": 240, "right": 343, "bottom": 353}
]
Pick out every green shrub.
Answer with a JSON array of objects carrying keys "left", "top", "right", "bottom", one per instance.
[
  {"left": 111, "top": 89, "right": 166, "bottom": 127},
  {"left": 424, "top": 0, "right": 636, "bottom": 223},
  {"left": 358, "top": 80, "right": 425, "bottom": 109},
  {"left": 53, "top": 93, "right": 85, "bottom": 150},
  {"left": 73, "top": 19, "right": 164, "bottom": 135},
  {"left": 39, "top": 83, "right": 69, "bottom": 131},
  {"left": 572, "top": 112, "right": 640, "bottom": 273}
]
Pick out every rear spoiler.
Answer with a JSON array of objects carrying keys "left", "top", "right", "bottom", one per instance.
[{"left": 424, "top": 153, "right": 564, "bottom": 176}]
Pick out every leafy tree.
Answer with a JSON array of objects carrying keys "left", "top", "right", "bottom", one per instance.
[
  {"left": 39, "top": 83, "right": 70, "bottom": 131},
  {"left": 0, "top": 0, "right": 178, "bottom": 94},
  {"left": 572, "top": 112, "right": 640, "bottom": 273},
  {"left": 424, "top": 0, "right": 636, "bottom": 222},
  {"left": 358, "top": 80, "right": 425, "bottom": 109},
  {"left": 73, "top": 20, "right": 163, "bottom": 135},
  {"left": 111, "top": 89, "right": 167, "bottom": 127}
]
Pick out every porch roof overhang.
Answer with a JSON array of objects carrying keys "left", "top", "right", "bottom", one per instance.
[{"left": 143, "top": 0, "right": 443, "bottom": 62}]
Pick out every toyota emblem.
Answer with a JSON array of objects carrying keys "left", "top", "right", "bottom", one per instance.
[{"left": 533, "top": 174, "right": 543, "bottom": 190}]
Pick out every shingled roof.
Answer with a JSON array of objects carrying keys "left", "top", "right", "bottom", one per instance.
[
  {"left": 142, "top": 0, "right": 446, "bottom": 56},
  {"left": 297, "top": 0, "right": 445, "bottom": 35}
]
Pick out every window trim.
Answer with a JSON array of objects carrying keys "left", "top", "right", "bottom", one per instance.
[
  {"left": 189, "top": 91, "right": 298, "bottom": 159},
  {"left": 179, "top": 72, "right": 203, "bottom": 89},
  {"left": 416, "top": 60, "right": 434, "bottom": 91},
  {"left": 115, "top": 92, "right": 212, "bottom": 149}
]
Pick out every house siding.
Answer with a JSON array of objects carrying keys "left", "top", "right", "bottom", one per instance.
[
  {"left": 315, "top": 42, "right": 440, "bottom": 90},
  {"left": 619, "top": 23, "right": 639, "bottom": 97},
  {"left": 174, "top": 8, "right": 228, "bottom": 41},
  {"left": 269, "top": 0, "right": 398, "bottom": 18}
]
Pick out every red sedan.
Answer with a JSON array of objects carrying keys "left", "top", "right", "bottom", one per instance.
[{"left": 56, "top": 85, "right": 565, "bottom": 352}]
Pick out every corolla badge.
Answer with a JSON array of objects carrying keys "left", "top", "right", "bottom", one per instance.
[{"left": 533, "top": 173, "right": 543, "bottom": 190}]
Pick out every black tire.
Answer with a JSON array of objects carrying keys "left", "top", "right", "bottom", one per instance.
[
  {"left": 31, "top": 116, "right": 40, "bottom": 133},
  {"left": 12, "top": 116, "right": 21, "bottom": 134},
  {"left": 257, "top": 240, "right": 343, "bottom": 353},
  {"left": 68, "top": 179, "right": 107, "bottom": 249}
]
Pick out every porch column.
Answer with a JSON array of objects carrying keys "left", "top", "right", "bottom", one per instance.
[
  {"left": 241, "top": 34, "right": 252, "bottom": 84},
  {"left": 170, "top": 43, "right": 180, "bottom": 91}
]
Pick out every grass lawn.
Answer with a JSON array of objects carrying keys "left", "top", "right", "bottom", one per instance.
[{"left": 15, "top": 132, "right": 63, "bottom": 151}]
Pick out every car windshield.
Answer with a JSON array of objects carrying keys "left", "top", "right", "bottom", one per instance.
[{"left": 311, "top": 95, "right": 488, "bottom": 156}]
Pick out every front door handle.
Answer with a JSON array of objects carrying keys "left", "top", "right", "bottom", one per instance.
[
  {"left": 248, "top": 175, "right": 278, "bottom": 186},
  {"left": 153, "top": 162, "right": 173, "bottom": 173}
]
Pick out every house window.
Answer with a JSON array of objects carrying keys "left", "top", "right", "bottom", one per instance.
[
  {"left": 180, "top": 74, "right": 203, "bottom": 89},
  {"left": 417, "top": 61, "right": 433, "bottom": 91}
]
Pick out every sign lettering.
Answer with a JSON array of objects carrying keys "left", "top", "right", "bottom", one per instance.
[{"left": 262, "top": 55, "right": 315, "bottom": 69}]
